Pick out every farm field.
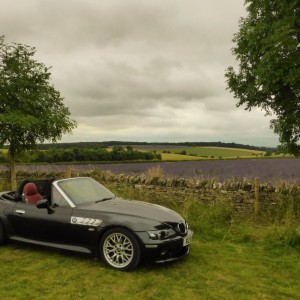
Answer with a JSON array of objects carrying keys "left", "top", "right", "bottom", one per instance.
[
  {"left": 160, "top": 147, "right": 264, "bottom": 158},
  {"left": 160, "top": 152, "right": 201, "bottom": 161},
  {"left": 3, "top": 158, "right": 300, "bottom": 182},
  {"left": 134, "top": 145, "right": 266, "bottom": 159}
]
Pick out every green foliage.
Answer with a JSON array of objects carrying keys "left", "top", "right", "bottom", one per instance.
[
  {"left": 0, "top": 36, "right": 76, "bottom": 156},
  {"left": 0, "top": 170, "right": 10, "bottom": 191},
  {"left": 264, "top": 150, "right": 273, "bottom": 156},
  {"left": 31, "top": 147, "right": 161, "bottom": 163},
  {"left": 0, "top": 36, "right": 76, "bottom": 188},
  {"left": 36, "top": 141, "right": 275, "bottom": 152},
  {"left": 177, "top": 150, "right": 187, "bottom": 155},
  {"left": 181, "top": 197, "right": 235, "bottom": 239},
  {"left": 226, "top": 0, "right": 300, "bottom": 154},
  {"left": 260, "top": 195, "right": 300, "bottom": 247}
]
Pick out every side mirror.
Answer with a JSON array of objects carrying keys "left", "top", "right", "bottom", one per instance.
[{"left": 36, "top": 199, "right": 55, "bottom": 214}]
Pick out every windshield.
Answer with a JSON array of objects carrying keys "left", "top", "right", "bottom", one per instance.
[{"left": 57, "top": 177, "right": 115, "bottom": 206}]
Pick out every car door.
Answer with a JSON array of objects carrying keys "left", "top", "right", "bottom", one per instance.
[
  {"left": 9, "top": 201, "right": 74, "bottom": 243},
  {"left": 9, "top": 201, "right": 99, "bottom": 249}
]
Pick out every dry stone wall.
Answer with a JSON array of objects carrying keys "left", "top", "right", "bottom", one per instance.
[
  {"left": 1, "top": 169, "right": 299, "bottom": 214},
  {"left": 91, "top": 172, "right": 300, "bottom": 214}
]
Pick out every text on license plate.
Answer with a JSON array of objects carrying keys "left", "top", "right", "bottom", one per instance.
[{"left": 183, "top": 235, "right": 192, "bottom": 246}]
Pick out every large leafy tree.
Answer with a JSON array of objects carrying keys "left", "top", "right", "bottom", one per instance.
[
  {"left": 225, "top": 0, "right": 300, "bottom": 154},
  {"left": 0, "top": 36, "right": 77, "bottom": 189}
]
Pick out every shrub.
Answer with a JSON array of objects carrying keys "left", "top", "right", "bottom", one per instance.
[
  {"left": 176, "top": 150, "right": 187, "bottom": 155},
  {"left": 145, "top": 165, "right": 164, "bottom": 179},
  {"left": 0, "top": 170, "right": 10, "bottom": 191},
  {"left": 266, "top": 222, "right": 300, "bottom": 247},
  {"left": 181, "top": 197, "right": 235, "bottom": 239},
  {"left": 262, "top": 195, "right": 300, "bottom": 247}
]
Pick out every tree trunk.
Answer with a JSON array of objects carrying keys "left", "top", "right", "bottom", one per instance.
[{"left": 10, "top": 156, "right": 17, "bottom": 191}]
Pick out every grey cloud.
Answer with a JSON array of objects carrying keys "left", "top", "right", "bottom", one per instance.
[
  {"left": 0, "top": 0, "right": 279, "bottom": 146},
  {"left": 57, "top": 53, "right": 221, "bottom": 118}
]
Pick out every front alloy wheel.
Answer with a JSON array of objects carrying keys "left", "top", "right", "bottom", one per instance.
[{"left": 100, "top": 228, "right": 141, "bottom": 271}]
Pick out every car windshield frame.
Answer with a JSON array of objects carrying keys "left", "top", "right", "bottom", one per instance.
[{"left": 54, "top": 177, "right": 115, "bottom": 207}]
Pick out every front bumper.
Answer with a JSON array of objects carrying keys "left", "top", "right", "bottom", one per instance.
[{"left": 135, "top": 229, "right": 193, "bottom": 263}]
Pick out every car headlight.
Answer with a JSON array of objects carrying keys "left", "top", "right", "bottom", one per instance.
[{"left": 147, "top": 228, "right": 176, "bottom": 240}]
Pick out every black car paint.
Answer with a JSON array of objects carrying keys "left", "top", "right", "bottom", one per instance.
[{"left": 0, "top": 178, "right": 192, "bottom": 268}]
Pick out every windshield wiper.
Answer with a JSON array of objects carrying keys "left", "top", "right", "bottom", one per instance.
[{"left": 95, "top": 196, "right": 114, "bottom": 203}]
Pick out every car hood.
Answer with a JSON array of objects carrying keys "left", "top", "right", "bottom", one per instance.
[{"left": 78, "top": 197, "right": 184, "bottom": 226}]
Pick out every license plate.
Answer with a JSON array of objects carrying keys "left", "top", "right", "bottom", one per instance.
[{"left": 183, "top": 234, "right": 193, "bottom": 246}]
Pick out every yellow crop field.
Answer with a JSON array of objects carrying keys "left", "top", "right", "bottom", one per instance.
[{"left": 160, "top": 153, "right": 203, "bottom": 161}]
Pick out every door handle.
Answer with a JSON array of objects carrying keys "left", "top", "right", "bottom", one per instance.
[{"left": 15, "top": 210, "right": 25, "bottom": 215}]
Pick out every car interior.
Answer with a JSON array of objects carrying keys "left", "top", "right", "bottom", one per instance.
[{"left": 0, "top": 178, "right": 55, "bottom": 204}]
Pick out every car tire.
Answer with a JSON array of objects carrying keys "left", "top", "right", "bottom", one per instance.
[
  {"left": 0, "top": 221, "right": 6, "bottom": 245},
  {"left": 100, "top": 228, "right": 141, "bottom": 271}
]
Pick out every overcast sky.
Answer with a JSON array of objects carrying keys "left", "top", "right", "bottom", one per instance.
[{"left": 1, "top": 0, "right": 279, "bottom": 147}]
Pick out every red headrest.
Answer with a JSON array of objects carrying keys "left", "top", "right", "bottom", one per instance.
[{"left": 23, "top": 183, "right": 38, "bottom": 196}]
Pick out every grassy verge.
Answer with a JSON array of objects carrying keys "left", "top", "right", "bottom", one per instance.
[{"left": 0, "top": 235, "right": 299, "bottom": 300}]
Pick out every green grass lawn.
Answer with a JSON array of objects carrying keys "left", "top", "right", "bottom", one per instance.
[{"left": 0, "top": 235, "right": 299, "bottom": 300}]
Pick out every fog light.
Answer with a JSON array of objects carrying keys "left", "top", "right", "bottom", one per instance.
[{"left": 160, "top": 250, "right": 167, "bottom": 256}]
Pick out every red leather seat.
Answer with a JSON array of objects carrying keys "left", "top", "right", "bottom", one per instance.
[{"left": 23, "top": 183, "right": 43, "bottom": 204}]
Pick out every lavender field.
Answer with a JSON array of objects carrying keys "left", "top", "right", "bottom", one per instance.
[{"left": 1, "top": 158, "right": 300, "bottom": 183}]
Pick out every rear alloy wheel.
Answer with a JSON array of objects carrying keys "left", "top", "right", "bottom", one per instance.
[{"left": 100, "top": 228, "right": 141, "bottom": 271}]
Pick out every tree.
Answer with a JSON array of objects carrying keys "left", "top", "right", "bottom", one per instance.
[
  {"left": 225, "top": 0, "right": 300, "bottom": 154},
  {"left": 0, "top": 36, "right": 77, "bottom": 189}
]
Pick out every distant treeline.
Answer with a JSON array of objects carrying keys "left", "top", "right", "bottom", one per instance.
[
  {"left": 0, "top": 146, "right": 161, "bottom": 163},
  {"left": 29, "top": 141, "right": 275, "bottom": 152}
]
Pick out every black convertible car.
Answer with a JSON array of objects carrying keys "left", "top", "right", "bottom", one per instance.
[{"left": 0, "top": 177, "right": 193, "bottom": 271}]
